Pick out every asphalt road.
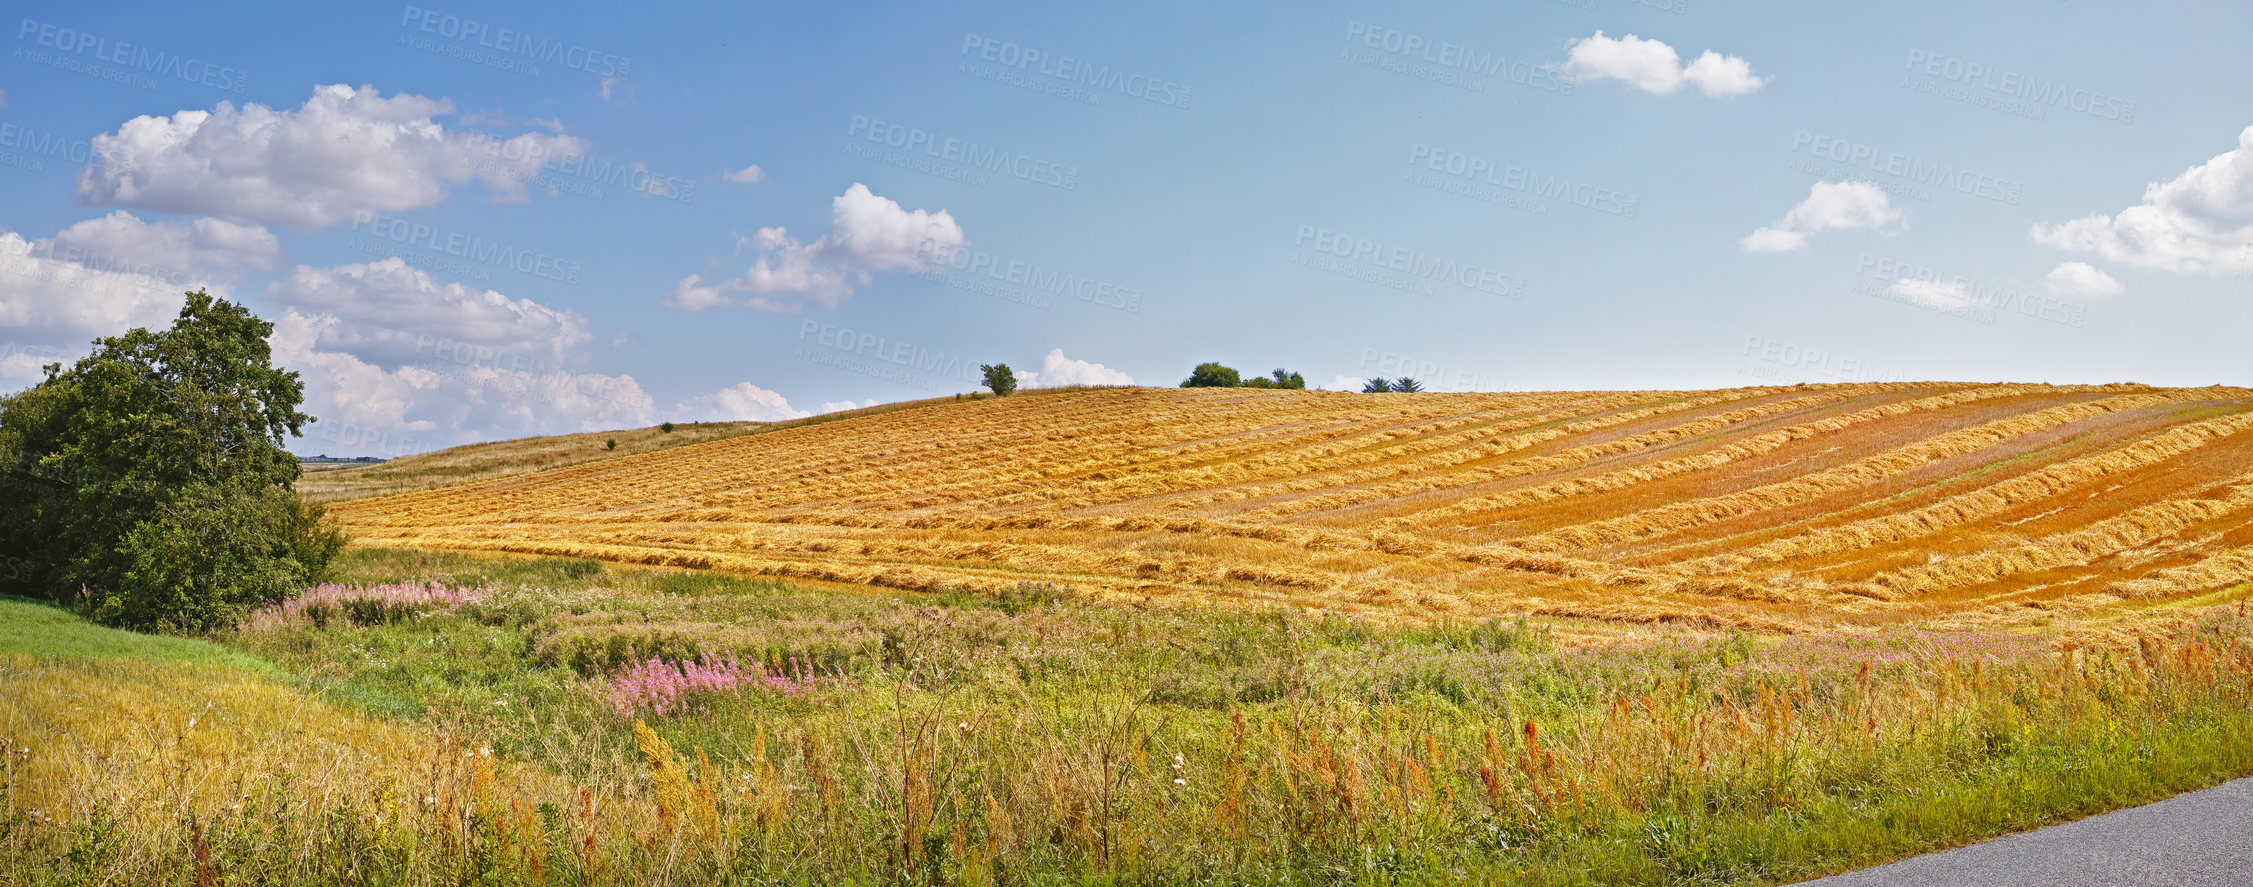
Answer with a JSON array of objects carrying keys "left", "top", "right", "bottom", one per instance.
[{"left": 1799, "top": 777, "right": 2253, "bottom": 886}]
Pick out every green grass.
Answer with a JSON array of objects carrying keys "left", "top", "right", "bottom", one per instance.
[
  {"left": 0, "top": 595, "right": 274, "bottom": 673},
  {"left": 14, "top": 549, "right": 2253, "bottom": 885}
]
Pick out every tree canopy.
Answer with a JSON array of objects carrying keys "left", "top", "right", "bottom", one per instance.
[
  {"left": 1362, "top": 377, "right": 1424, "bottom": 393},
  {"left": 980, "top": 363, "right": 1018, "bottom": 396},
  {"left": 1243, "top": 368, "right": 1306, "bottom": 389},
  {"left": 0, "top": 291, "right": 342, "bottom": 630},
  {"left": 1180, "top": 362, "right": 1242, "bottom": 388}
]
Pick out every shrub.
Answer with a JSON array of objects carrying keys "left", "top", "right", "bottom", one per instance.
[{"left": 660, "top": 422, "right": 676, "bottom": 433}]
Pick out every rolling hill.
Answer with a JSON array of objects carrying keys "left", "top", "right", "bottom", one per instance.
[
  {"left": 329, "top": 383, "right": 2253, "bottom": 633},
  {"left": 296, "top": 393, "right": 1014, "bottom": 501}
]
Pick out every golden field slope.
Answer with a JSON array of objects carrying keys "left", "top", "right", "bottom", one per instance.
[
  {"left": 298, "top": 393, "right": 1006, "bottom": 501},
  {"left": 299, "top": 420, "right": 767, "bottom": 501},
  {"left": 331, "top": 383, "right": 2253, "bottom": 633}
]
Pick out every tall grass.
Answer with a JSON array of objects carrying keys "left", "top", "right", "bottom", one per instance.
[{"left": 9, "top": 550, "right": 2253, "bottom": 884}]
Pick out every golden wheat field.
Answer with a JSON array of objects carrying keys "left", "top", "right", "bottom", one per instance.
[
  {"left": 329, "top": 383, "right": 2253, "bottom": 635},
  {"left": 298, "top": 419, "right": 769, "bottom": 502}
]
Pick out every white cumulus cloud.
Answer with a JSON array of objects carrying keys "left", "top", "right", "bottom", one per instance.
[
  {"left": 76, "top": 84, "right": 587, "bottom": 228},
  {"left": 46, "top": 210, "right": 283, "bottom": 275},
  {"left": 0, "top": 213, "right": 277, "bottom": 338},
  {"left": 266, "top": 258, "right": 591, "bottom": 368},
  {"left": 273, "top": 308, "right": 808, "bottom": 456},
  {"left": 1019, "top": 349, "right": 1133, "bottom": 388},
  {"left": 1, "top": 346, "right": 66, "bottom": 385},
  {"left": 1562, "top": 31, "right": 1764, "bottom": 97},
  {"left": 1886, "top": 279, "right": 1976, "bottom": 312},
  {"left": 820, "top": 399, "right": 879, "bottom": 413},
  {"left": 2032, "top": 125, "right": 2253, "bottom": 276},
  {"left": 723, "top": 165, "right": 767, "bottom": 185},
  {"left": 672, "top": 381, "right": 810, "bottom": 423},
  {"left": 2043, "top": 261, "right": 2123, "bottom": 298},
  {"left": 664, "top": 184, "right": 964, "bottom": 313},
  {"left": 1681, "top": 51, "right": 1765, "bottom": 97},
  {"left": 1743, "top": 182, "right": 1905, "bottom": 253},
  {"left": 278, "top": 309, "right": 654, "bottom": 456}
]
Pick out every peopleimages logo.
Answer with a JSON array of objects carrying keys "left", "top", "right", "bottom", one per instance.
[
  {"left": 915, "top": 244, "right": 1143, "bottom": 313},
  {"left": 20, "top": 242, "right": 202, "bottom": 290},
  {"left": 1341, "top": 20, "right": 1571, "bottom": 95},
  {"left": 1408, "top": 143, "right": 1639, "bottom": 218},
  {"left": 0, "top": 122, "right": 95, "bottom": 169},
  {"left": 1358, "top": 348, "right": 1504, "bottom": 391},
  {"left": 15, "top": 18, "right": 249, "bottom": 92},
  {"left": 1902, "top": 50, "right": 2134, "bottom": 123},
  {"left": 1292, "top": 225, "right": 1526, "bottom": 299},
  {"left": 1789, "top": 130, "right": 2023, "bottom": 205},
  {"left": 795, "top": 321, "right": 983, "bottom": 389},
  {"left": 348, "top": 212, "right": 584, "bottom": 284},
  {"left": 399, "top": 6, "right": 632, "bottom": 79},
  {"left": 1850, "top": 253, "right": 2087, "bottom": 328},
  {"left": 846, "top": 115, "right": 1079, "bottom": 190},
  {"left": 1739, "top": 335, "right": 1904, "bottom": 384},
  {"left": 958, "top": 34, "right": 1191, "bottom": 109}
]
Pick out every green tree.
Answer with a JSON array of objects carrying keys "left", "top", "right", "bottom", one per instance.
[
  {"left": 1361, "top": 377, "right": 1393, "bottom": 393},
  {"left": 660, "top": 421, "right": 676, "bottom": 433},
  {"left": 1272, "top": 369, "right": 1305, "bottom": 389},
  {"left": 1392, "top": 377, "right": 1425, "bottom": 393},
  {"left": 1181, "top": 362, "right": 1242, "bottom": 388},
  {"left": 0, "top": 291, "right": 343, "bottom": 631},
  {"left": 980, "top": 363, "right": 1018, "bottom": 396}
]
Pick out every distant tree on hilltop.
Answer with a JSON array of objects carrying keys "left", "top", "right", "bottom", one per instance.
[
  {"left": 1181, "top": 362, "right": 1241, "bottom": 388},
  {"left": 1362, "top": 377, "right": 1424, "bottom": 393},
  {"left": 1186, "top": 363, "right": 1310, "bottom": 389},
  {"left": 1244, "top": 368, "right": 1306, "bottom": 389},
  {"left": 981, "top": 363, "right": 1018, "bottom": 396}
]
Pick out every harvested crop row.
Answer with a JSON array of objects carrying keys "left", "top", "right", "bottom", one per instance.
[
  {"left": 1687, "top": 408, "right": 2253, "bottom": 572},
  {"left": 1513, "top": 392, "right": 2182, "bottom": 552},
  {"left": 1017, "top": 391, "right": 1697, "bottom": 512},
  {"left": 1233, "top": 388, "right": 1861, "bottom": 522},
  {"left": 1872, "top": 481, "right": 2253, "bottom": 597},
  {"left": 331, "top": 384, "right": 2253, "bottom": 632},
  {"left": 1412, "top": 384, "right": 2058, "bottom": 527},
  {"left": 2108, "top": 544, "right": 2253, "bottom": 599}
]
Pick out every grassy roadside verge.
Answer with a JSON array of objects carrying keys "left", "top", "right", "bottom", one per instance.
[{"left": 5, "top": 548, "right": 2253, "bottom": 884}]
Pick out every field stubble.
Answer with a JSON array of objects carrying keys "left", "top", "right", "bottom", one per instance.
[{"left": 332, "top": 384, "right": 2253, "bottom": 638}]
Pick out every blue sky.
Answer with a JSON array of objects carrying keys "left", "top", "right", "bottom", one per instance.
[{"left": 4, "top": 0, "right": 2250, "bottom": 457}]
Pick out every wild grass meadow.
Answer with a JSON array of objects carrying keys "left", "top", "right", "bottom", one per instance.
[{"left": 9, "top": 547, "right": 2253, "bottom": 885}]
